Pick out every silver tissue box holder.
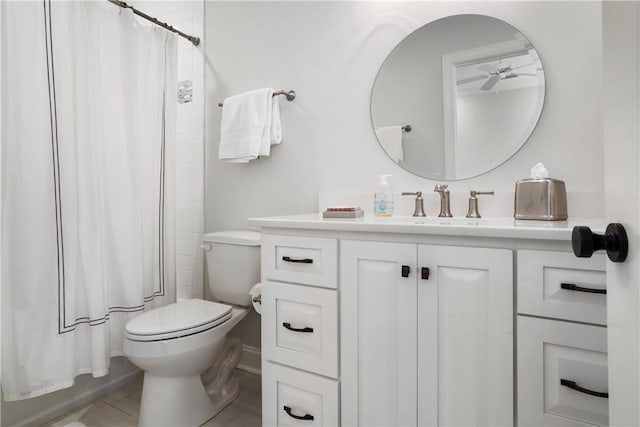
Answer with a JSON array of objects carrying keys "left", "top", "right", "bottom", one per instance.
[{"left": 514, "top": 178, "right": 568, "bottom": 220}]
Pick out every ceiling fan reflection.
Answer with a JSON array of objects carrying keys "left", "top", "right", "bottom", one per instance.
[{"left": 457, "top": 62, "right": 537, "bottom": 91}]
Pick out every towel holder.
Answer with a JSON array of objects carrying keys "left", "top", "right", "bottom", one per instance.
[
  {"left": 402, "top": 124, "right": 412, "bottom": 133},
  {"left": 218, "top": 90, "right": 296, "bottom": 107}
]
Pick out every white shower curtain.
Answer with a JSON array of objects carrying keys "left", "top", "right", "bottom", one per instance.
[{"left": 1, "top": 1, "right": 176, "bottom": 400}]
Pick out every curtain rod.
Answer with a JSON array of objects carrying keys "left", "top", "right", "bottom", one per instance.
[{"left": 107, "top": 0, "right": 200, "bottom": 46}]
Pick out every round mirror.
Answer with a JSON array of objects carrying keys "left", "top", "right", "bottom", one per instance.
[{"left": 371, "top": 14, "right": 545, "bottom": 180}]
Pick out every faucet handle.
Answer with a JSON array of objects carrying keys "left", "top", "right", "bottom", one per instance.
[
  {"left": 402, "top": 192, "right": 426, "bottom": 217},
  {"left": 466, "top": 191, "right": 494, "bottom": 218},
  {"left": 434, "top": 184, "right": 449, "bottom": 192}
]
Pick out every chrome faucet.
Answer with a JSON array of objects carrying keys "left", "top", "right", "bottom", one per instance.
[
  {"left": 402, "top": 191, "right": 426, "bottom": 217},
  {"left": 466, "top": 191, "right": 495, "bottom": 218},
  {"left": 434, "top": 184, "right": 452, "bottom": 217}
]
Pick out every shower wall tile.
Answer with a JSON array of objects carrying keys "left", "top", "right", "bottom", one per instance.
[
  {"left": 176, "top": 224, "right": 193, "bottom": 242},
  {"left": 176, "top": 134, "right": 191, "bottom": 148},
  {"left": 177, "top": 254, "right": 194, "bottom": 271},
  {"left": 176, "top": 177, "right": 191, "bottom": 195},
  {"left": 177, "top": 269, "right": 193, "bottom": 288},
  {"left": 192, "top": 76, "right": 205, "bottom": 109},
  {"left": 176, "top": 163, "right": 193, "bottom": 181},
  {"left": 191, "top": 201, "right": 204, "bottom": 233},
  {"left": 176, "top": 147, "right": 192, "bottom": 164},
  {"left": 192, "top": 169, "right": 204, "bottom": 203},
  {"left": 176, "top": 194, "right": 192, "bottom": 209},
  {"left": 191, "top": 234, "right": 204, "bottom": 259},
  {"left": 176, "top": 208, "right": 193, "bottom": 227},
  {"left": 177, "top": 58, "right": 194, "bottom": 82},
  {"left": 176, "top": 109, "right": 196, "bottom": 134},
  {"left": 176, "top": 238, "right": 193, "bottom": 256},
  {"left": 192, "top": 259, "right": 204, "bottom": 299}
]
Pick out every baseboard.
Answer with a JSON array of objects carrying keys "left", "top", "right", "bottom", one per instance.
[
  {"left": 4, "top": 364, "right": 141, "bottom": 427},
  {"left": 237, "top": 344, "right": 261, "bottom": 375}
]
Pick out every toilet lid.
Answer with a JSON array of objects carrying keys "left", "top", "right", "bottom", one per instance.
[{"left": 125, "top": 299, "right": 232, "bottom": 341}]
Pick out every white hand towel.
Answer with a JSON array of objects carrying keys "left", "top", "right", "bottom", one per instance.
[
  {"left": 218, "top": 88, "right": 283, "bottom": 163},
  {"left": 219, "top": 88, "right": 274, "bottom": 163},
  {"left": 270, "top": 95, "right": 282, "bottom": 145},
  {"left": 260, "top": 94, "right": 283, "bottom": 151},
  {"left": 375, "top": 125, "right": 404, "bottom": 163}
]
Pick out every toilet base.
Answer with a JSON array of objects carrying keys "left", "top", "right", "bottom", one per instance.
[
  {"left": 137, "top": 373, "right": 242, "bottom": 427},
  {"left": 136, "top": 337, "right": 245, "bottom": 427},
  {"left": 138, "top": 374, "right": 217, "bottom": 427}
]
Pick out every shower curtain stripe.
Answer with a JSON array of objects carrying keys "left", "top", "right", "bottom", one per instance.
[
  {"left": 43, "top": 0, "right": 68, "bottom": 334},
  {"left": 150, "top": 44, "right": 168, "bottom": 303}
]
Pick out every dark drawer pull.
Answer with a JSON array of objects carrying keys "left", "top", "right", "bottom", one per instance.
[
  {"left": 421, "top": 267, "right": 430, "bottom": 280},
  {"left": 560, "top": 379, "right": 609, "bottom": 398},
  {"left": 282, "top": 256, "right": 313, "bottom": 264},
  {"left": 283, "top": 322, "right": 314, "bottom": 333},
  {"left": 561, "top": 282, "right": 606, "bottom": 295},
  {"left": 284, "top": 405, "right": 314, "bottom": 421}
]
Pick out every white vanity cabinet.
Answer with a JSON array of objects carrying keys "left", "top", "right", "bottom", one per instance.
[
  {"left": 251, "top": 214, "right": 607, "bottom": 427},
  {"left": 341, "top": 241, "right": 513, "bottom": 426}
]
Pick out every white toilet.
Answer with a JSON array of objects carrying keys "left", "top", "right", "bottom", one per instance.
[{"left": 123, "top": 230, "right": 261, "bottom": 427}]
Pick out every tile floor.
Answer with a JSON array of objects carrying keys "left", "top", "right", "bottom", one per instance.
[{"left": 44, "top": 370, "right": 261, "bottom": 427}]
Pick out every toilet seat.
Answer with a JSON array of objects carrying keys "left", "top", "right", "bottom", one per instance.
[{"left": 125, "top": 299, "right": 232, "bottom": 342}]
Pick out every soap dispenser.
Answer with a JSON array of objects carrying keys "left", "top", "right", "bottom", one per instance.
[{"left": 374, "top": 174, "right": 394, "bottom": 217}]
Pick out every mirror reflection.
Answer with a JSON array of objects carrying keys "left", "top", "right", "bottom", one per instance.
[{"left": 371, "top": 14, "right": 545, "bottom": 180}]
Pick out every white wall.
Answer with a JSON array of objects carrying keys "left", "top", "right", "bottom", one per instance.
[{"left": 204, "top": 1, "right": 604, "bottom": 348}]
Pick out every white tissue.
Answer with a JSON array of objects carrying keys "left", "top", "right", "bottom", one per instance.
[
  {"left": 530, "top": 162, "right": 549, "bottom": 179},
  {"left": 249, "top": 282, "right": 262, "bottom": 314}
]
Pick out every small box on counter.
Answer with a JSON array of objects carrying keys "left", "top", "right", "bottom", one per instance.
[
  {"left": 514, "top": 178, "right": 567, "bottom": 220},
  {"left": 323, "top": 207, "right": 364, "bottom": 219}
]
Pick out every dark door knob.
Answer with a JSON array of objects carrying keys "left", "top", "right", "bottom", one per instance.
[{"left": 572, "top": 223, "right": 628, "bottom": 263}]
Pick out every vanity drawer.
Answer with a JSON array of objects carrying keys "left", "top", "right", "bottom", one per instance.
[
  {"left": 518, "top": 316, "right": 608, "bottom": 427},
  {"left": 262, "top": 234, "right": 338, "bottom": 289},
  {"left": 263, "top": 362, "right": 339, "bottom": 427},
  {"left": 517, "top": 250, "right": 606, "bottom": 325},
  {"left": 262, "top": 281, "right": 338, "bottom": 378}
]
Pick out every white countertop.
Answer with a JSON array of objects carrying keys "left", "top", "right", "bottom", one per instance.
[{"left": 249, "top": 213, "right": 607, "bottom": 241}]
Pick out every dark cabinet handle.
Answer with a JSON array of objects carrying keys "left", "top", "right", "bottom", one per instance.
[
  {"left": 401, "top": 265, "right": 410, "bottom": 277},
  {"left": 561, "top": 282, "right": 606, "bottom": 295},
  {"left": 282, "top": 322, "right": 314, "bottom": 333},
  {"left": 421, "top": 267, "right": 430, "bottom": 280},
  {"left": 283, "top": 405, "right": 314, "bottom": 421},
  {"left": 282, "top": 256, "right": 313, "bottom": 264},
  {"left": 560, "top": 379, "right": 609, "bottom": 398},
  {"left": 572, "top": 223, "right": 628, "bottom": 263}
]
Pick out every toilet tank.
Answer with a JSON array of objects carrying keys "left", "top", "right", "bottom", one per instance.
[{"left": 203, "top": 230, "right": 261, "bottom": 306}]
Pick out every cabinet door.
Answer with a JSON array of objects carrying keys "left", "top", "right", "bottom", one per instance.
[
  {"left": 418, "top": 245, "right": 513, "bottom": 426},
  {"left": 341, "top": 240, "right": 417, "bottom": 427}
]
